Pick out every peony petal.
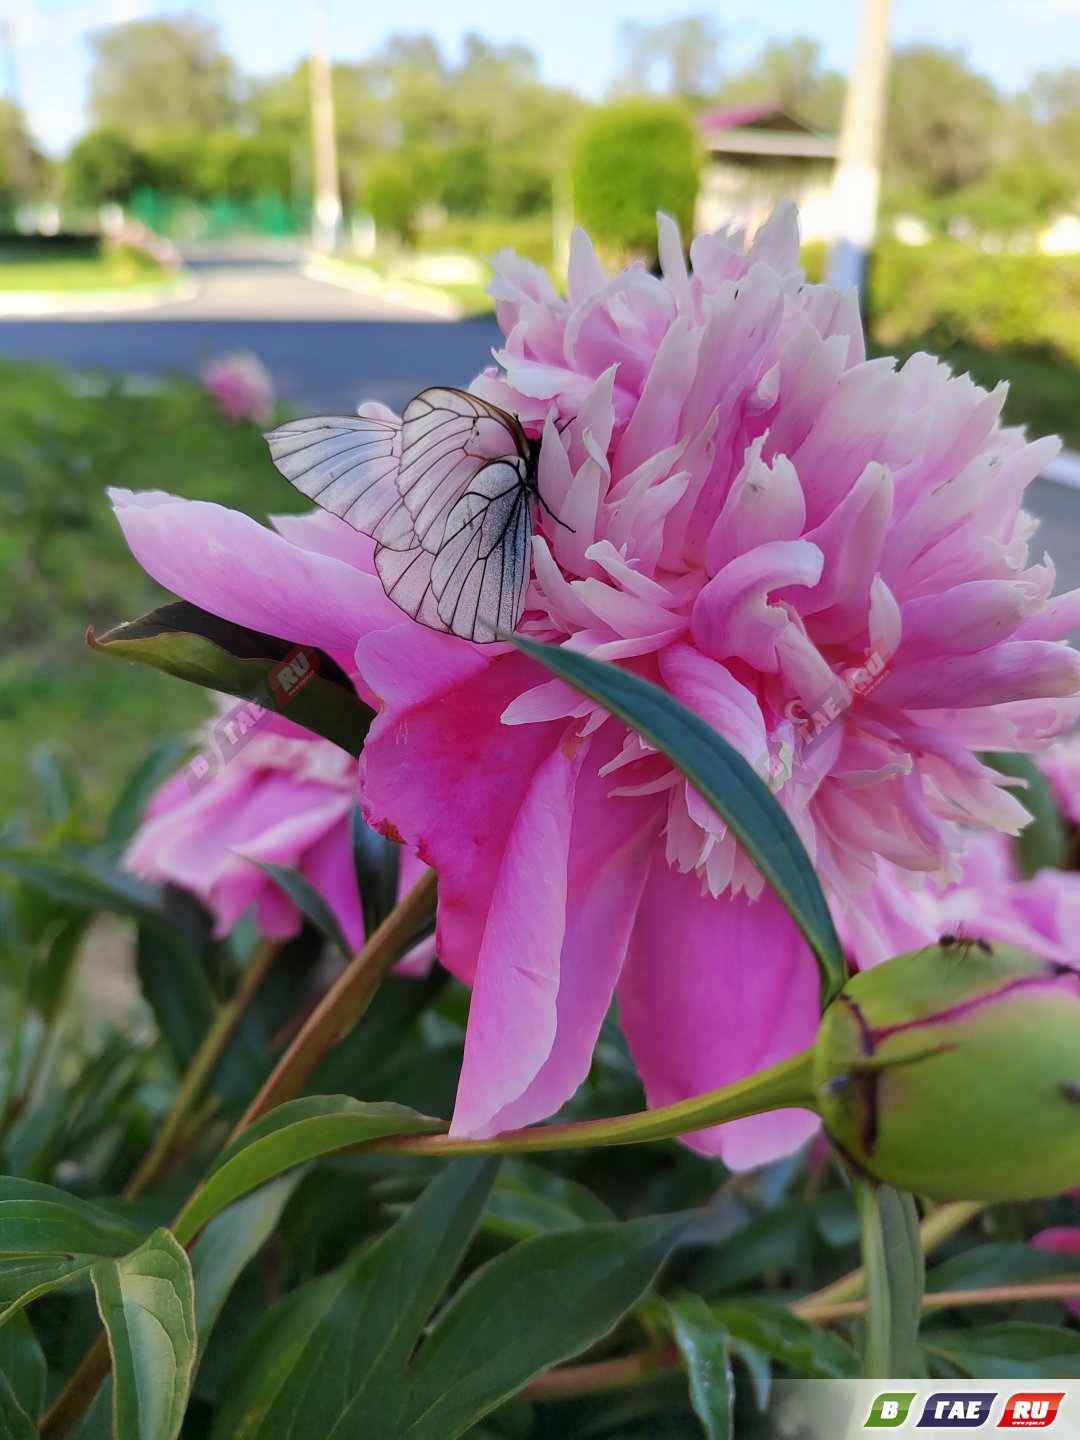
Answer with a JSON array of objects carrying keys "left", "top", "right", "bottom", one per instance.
[{"left": 619, "top": 861, "right": 821, "bottom": 1169}]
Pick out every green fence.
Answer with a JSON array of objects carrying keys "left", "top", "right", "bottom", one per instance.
[{"left": 128, "top": 188, "right": 313, "bottom": 241}]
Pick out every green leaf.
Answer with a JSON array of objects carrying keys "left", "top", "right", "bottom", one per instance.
[
  {"left": 922, "top": 1322, "right": 1080, "bottom": 1379},
  {"left": 210, "top": 1159, "right": 499, "bottom": 1440},
  {"left": 666, "top": 1294, "right": 734, "bottom": 1440},
  {"left": 0, "top": 1372, "right": 36, "bottom": 1440},
  {"left": 853, "top": 1179, "right": 923, "bottom": 1378},
  {"left": 352, "top": 806, "right": 401, "bottom": 939},
  {"left": 0, "top": 1312, "right": 46, "bottom": 1425},
  {"left": 0, "top": 846, "right": 162, "bottom": 923},
  {"left": 508, "top": 635, "right": 845, "bottom": 1004},
  {"left": 174, "top": 1097, "right": 444, "bottom": 1243},
  {"left": 30, "top": 747, "right": 82, "bottom": 829},
  {"left": 249, "top": 862, "right": 352, "bottom": 959},
  {"left": 189, "top": 1174, "right": 304, "bottom": 1347},
  {"left": 92, "top": 1228, "right": 197, "bottom": 1440},
  {"left": 927, "top": 1242, "right": 1080, "bottom": 1293},
  {"left": 32, "top": 913, "right": 91, "bottom": 1020},
  {"left": 134, "top": 925, "right": 216, "bottom": 1075},
  {"left": 397, "top": 1213, "right": 684, "bottom": 1440},
  {"left": 89, "top": 602, "right": 374, "bottom": 758},
  {"left": 711, "top": 1299, "right": 859, "bottom": 1380},
  {"left": 982, "top": 751, "right": 1066, "bottom": 877},
  {"left": 483, "top": 1161, "right": 615, "bottom": 1242},
  {"left": 105, "top": 737, "right": 193, "bottom": 850},
  {"left": 0, "top": 1177, "right": 144, "bottom": 1323}
]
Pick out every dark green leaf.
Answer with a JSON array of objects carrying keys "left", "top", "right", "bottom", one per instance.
[
  {"left": 922, "top": 1322, "right": 1080, "bottom": 1379},
  {"left": 210, "top": 1159, "right": 499, "bottom": 1440},
  {"left": 508, "top": 636, "right": 845, "bottom": 1004},
  {"left": 927, "top": 1242, "right": 1080, "bottom": 1293},
  {"left": 0, "top": 1371, "right": 36, "bottom": 1440},
  {"left": 712, "top": 1299, "right": 859, "bottom": 1380},
  {"left": 852, "top": 1179, "right": 923, "bottom": 1378},
  {"left": 105, "top": 737, "right": 193, "bottom": 850},
  {"left": 32, "top": 913, "right": 90, "bottom": 1019},
  {"left": 89, "top": 602, "right": 373, "bottom": 758},
  {"left": 667, "top": 1293, "right": 734, "bottom": 1440},
  {"left": 249, "top": 862, "right": 351, "bottom": 959},
  {"left": 0, "top": 1177, "right": 144, "bottom": 1323},
  {"left": 0, "top": 1312, "right": 46, "bottom": 1425},
  {"left": 878, "top": 1187, "right": 924, "bottom": 1375},
  {"left": 352, "top": 806, "right": 401, "bottom": 938},
  {"left": 92, "top": 1228, "right": 196, "bottom": 1440},
  {"left": 484, "top": 1161, "right": 615, "bottom": 1242},
  {"left": 983, "top": 751, "right": 1067, "bottom": 877},
  {"left": 190, "top": 1173, "right": 305, "bottom": 1347},
  {"left": 0, "top": 846, "right": 161, "bottom": 922},
  {"left": 174, "top": 1097, "right": 444, "bottom": 1243},
  {"left": 30, "top": 747, "right": 82, "bottom": 829},
  {"left": 135, "top": 925, "right": 216, "bottom": 1074},
  {"left": 398, "top": 1214, "right": 684, "bottom": 1439}
]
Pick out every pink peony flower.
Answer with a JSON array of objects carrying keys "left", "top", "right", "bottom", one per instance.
[
  {"left": 125, "top": 703, "right": 431, "bottom": 964},
  {"left": 112, "top": 203, "right": 1080, "bottom": 1169},
  {"left": 201, "top": 351, "right": 275, "bottom": 427},
  {"left": 1037, "top": 734, "right": 1080, "bottom": 827},
  {"left": 837, "top": 827, "right": 1080, "bottom": 969},
  {"left": 1030, "top": 1227, "right": 1080, "bottom": 1317}
]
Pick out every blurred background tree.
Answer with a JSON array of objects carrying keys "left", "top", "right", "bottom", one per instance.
[{"left": 572, "top": 99, "right": 698, "bottom": 257}]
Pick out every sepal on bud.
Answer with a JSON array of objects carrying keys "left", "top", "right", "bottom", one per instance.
[{"left": 813, "top": 942, "right": 1080, "bottom": 1201}]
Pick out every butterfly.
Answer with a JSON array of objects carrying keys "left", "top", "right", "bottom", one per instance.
[{"left": 264, "top": 386, "right": 556, "bottom": 644}]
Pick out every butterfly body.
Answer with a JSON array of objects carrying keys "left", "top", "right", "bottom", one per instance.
[{"left": 265, "top": 387, "right": 547, "bottom": 643}]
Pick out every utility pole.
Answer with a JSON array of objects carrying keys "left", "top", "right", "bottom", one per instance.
[
  {"left": 310, "top": 0, "right": 342, "bottom": 253},
  {"left": 826, "top": 0, "right": 893, "bottom": 296}
]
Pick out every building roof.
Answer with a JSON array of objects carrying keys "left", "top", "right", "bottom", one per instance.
[{"left": 698, "top": 102, "right": 838, "bottom": 160}]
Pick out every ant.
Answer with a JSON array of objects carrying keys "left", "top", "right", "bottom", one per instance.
[{"left": 938, "top": 931, "right": 993, "bottom": 956}]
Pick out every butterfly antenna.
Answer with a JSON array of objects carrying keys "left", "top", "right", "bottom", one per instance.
[{"left": 537, "top": 490, "right": 575, "bottom": 533}]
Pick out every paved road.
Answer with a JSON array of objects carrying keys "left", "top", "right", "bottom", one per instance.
[
  {"left": 1, "top": 251, "right": 1077, "bottom": 595},
  {"left": 0, "top": 253, "right": 502, "bottom": 413}
]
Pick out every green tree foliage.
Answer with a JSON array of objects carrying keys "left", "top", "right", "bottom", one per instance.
[
  {"left": 885, "top": 46, "right": 1005, "bottom": 195},
  {"left": 0, "top": 102, "right": 48, "bottom": 211},
  {"left": 712, "top": 37, "right": 845, "bottom": 133},
  {"left": 65, "top": 128, "right": 146, "bottom": 207},
  {"left": 86, "top": 13, "right": 241, "bottom": 139},
  {"left": 572, "top": 100, "right": 699, "bottom": 257}
]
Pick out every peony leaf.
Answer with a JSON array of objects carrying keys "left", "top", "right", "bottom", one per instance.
[
  {"left": 922, "top": 1322, "right": 1080, "bottom": 1379},
  {"left": 209, "top": 1159, "right": 498, "bottom": 1440},
  {"left": 91, "top": 1228, "right": 196, "bottom": 1440},
  {"left": 248, "top": 860, "right": 352, "bottom": 958},
  {"left": 0, "top": 1178, "right": 145, "bottom": 1326},
  {"left": 983, "top": 751, "right": 1067, "bottom": 878},
  {"left": 666, "top": 1293, "right": 734, "bottom": 1440},
  {"left": 88, "top": 601, "right": 373, "bottom": 758},
  {"left": 509, "top": 636, "right": 846, "bottom": 1004},
  {"left": 173, "top": 1097, "right": 445, "bottom": 1244},
  {"left": 395, "top": 1214, "right": 684, "bottom": 1440},
  {"left": 711, "top": 1298, "right": 859, "bottom": 1380},
  {"left": 852, "top": 1179, "right": 924, "bottom": 1379}
]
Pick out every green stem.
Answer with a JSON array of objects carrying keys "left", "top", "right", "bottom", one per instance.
[
  {"left": 122, "top": 938, "right": 280, "bottom": 1199},
  {"left": 853, "top": 1177, "right": 891, "bottom": 1379},
  {"left": 369, "top": 1049, "right": 819, "bottom": 1157}
]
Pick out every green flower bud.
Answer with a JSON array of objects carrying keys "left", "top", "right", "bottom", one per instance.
[{"left": 813, "top": 942, "right": 1080, "bottom": 1201}]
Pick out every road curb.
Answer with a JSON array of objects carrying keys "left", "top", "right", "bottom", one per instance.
[
  {"left": 302, "top": 254, "right": 463, "bottom": 320},
  {"left": 1040, "top": 450, "right": 1080, "bottom": 492},
  {"left": 0, "top": 274, "right": 199, "bottom": 317}
]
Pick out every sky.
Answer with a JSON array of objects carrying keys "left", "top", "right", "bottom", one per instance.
[{"left": 4, "top": 0, "right": 1080, "bottom": 155}]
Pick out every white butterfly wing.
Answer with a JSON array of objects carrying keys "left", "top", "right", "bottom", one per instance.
[
  {"left": 264, "top": 414, "right": 403, "bottom": 538},
  {"left": 397, "top": 387, "right": 529, "bottom": 553},
  {"left": 432, "top": 460, "right": 535, "bottom": 643}
]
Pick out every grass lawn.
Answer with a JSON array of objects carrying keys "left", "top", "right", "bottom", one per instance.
[
  {"left": 0, "top": 363, "right": 309, "bottom": 824},
  {"left": 0, "top": 243, "right": 169, "bottom": 292}
]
